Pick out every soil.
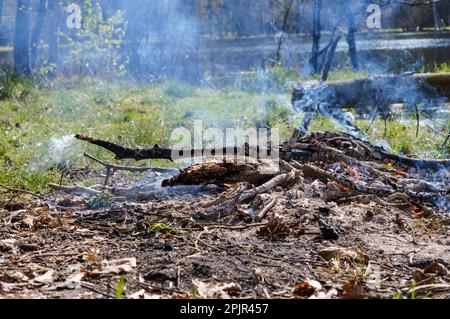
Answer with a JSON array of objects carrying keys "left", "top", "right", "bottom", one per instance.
[{"left": 1, "top": 166, "right": 449, "bottom": 299}]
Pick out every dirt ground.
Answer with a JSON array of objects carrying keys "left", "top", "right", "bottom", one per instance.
[{"left": 1, "top": 166, "right": 449, "bottom": 300}]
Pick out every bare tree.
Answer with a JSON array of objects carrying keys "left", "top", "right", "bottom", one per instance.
[
  {"left": 47, "top": 0, "right": 62, "bottom": 75},
  {"left": 432, "top": 0, "right": 443, "bottom": 30},
  {"left": 274, "top": 0, "right": 295, "bottom": 65},
  {"left": 310, "top": 0, "right": 322, "bottom": 74},
  {"left": 31, "top": 0, "right": 47, "bottom": 70},
  {"left": 14, "top": 0, "right": 32, "bottom": 76},
  {"left": 344, "top": 2, "right": 359, "bottom": 71},
  {"left": 0, "top": 0, "right": 4, "bottom": 25}
]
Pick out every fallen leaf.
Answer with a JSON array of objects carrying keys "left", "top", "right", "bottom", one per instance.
[
  {"left": 33, "top": 270, "right": 55, "bottom": 284},
  {"left": 59, "top": 272, "right": 85, "bottom": 290},
  {"left": 318, "top": 247, "right": 369, "bottom": 263},
  {"left": 128, "top": 289, "right": 162, "bottom": 299},
  {"left": 339, "top": 280, "right": 368, "bottom": 299},
  {"left": 99, "top": 258, "right": 137, "bottom": 275},
  {"left": 192, "top": 279, "right": 241, "bottom": 299},
  {"left": 258, "top": 215, "right": 291, "bottom": 240},
  {"left": 3, "top": 270, "right": 29, "bottom": 283},
  {"left": 83, "top": 248, "right": 102, "bottom": 265},
  {"left": 0, "top": 282, "right": 17, "bottom": 293},
  {"left": 293, "top": 280, "right": 322, "bottom": 298},
  {"left": 21, "top": 215, "right": 35, "bottom": 229},
  {"left": 310, "top": 288, "right": 338, "bottom": 299},
  {"left": 423, "top": 262, "right": 448, "bottom": 277}
]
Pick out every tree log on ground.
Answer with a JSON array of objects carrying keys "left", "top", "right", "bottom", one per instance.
[{"left": 292, "top": 73, "right": 450, "bottom": 110}]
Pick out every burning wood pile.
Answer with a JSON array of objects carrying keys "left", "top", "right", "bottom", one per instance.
[{"left": 57, "top": 130, "right": 449, "bottom": 221}]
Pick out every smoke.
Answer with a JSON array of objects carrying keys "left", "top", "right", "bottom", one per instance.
[
  {"left": 27, "top": 134, "right": 80, "bottom": 173},
  {"left": 49, "top": 134, "right": 77, "bottom": 165}
]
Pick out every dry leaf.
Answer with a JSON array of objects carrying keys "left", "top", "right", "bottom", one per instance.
[
  {"left": 318, "top": 247, "right": 369, "bottom": 263},
  {"left": 293, "top": 279, "right": 322, "bottom": 298},
  {"left": 258, "top": 215, "right": 291, "bottom": 240},
  {"left": 33, "top": 270, "right": 55, "bottom": 284},
  {"left": 340, "top": 280, "right": 368, "bottom": 299},
  {"left": 192, "top": 279, "right": 241, "bottom": 299},
  {"left": 58, "top": 272, "right": 85, "bottom": 290},
  {"left": 3, "top": 270, "right": 29, "bottom": 283},
  {"left": 21, "top": 215, "right": 35, "bottom": 229},
  {"left": 99, "top": 258, "right": 137, "bottom": 275},
  {"left": 83, "top": 248, "right": 102, "bottom": 265},
  {"left": 423, "top": 262, "right": 448, "bottom": 276},
  {"left": 128, "top": 289, "right": 162, "bottom": 299}
]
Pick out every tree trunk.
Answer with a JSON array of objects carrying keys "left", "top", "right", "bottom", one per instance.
[
  {"left": 345, "top": 4, "right": 359, "bottom": 71},
  {"left": 121, "top": 7, "right": 141, "bottom": 78},
  {"left": 292, "top": 73, "right": 450, "bottom": 109},
  {"left": 47, "top": 0, "right": 61, "bottom": 75},
  {"left": 274, "top": 0, "right": 294, "bottom": 64},
  {"left": 14, "top": 0, "right": 32, "bottom": 76},
  {"left": 0, "top": 0, "right": 4, "bottom": 25},
  {"left": 310, "top": 0, "right": 322, "bottom": 74},
  {"left": 31, "top": 0, "right": 47, "bottom": 70},
  {"left": 321, "top": 30, "right": 343, "bottom": 81},
  {"left": 432, "top": 0, "right": 443, "bottom": 30}
]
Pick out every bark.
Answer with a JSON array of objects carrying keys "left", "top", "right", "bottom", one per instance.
[
  {"left": 345, "top": 5, "right": 359, "bottom": 71},
  {"left": 309, "top": 0, "right": 322, "bottom": 74},
  {"left": 31, "top": 0, "right": 47, "bottom": 70},
  {"left": 47, "top": 0, "right": 61, "bottom": 73},
  {"left": 432, "top": 0, "right": 443, "bottom": 30},
  {"left": 0, "top": 0, "right": 4, "bottom": 25},
  {"left": 274, "top": 0, "right": 294, "bottom": 64},
  {"left": 162, "top": 161, "right": 276, "bottom": 187},
  {"left": 321, "top": 29, "right": 343, "bottom": 82},
  {"left": 14, "top": 0, "right": 32, "bottom": 76}
]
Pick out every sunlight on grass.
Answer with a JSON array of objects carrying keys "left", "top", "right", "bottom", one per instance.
[{"left": 0, "top": 71, "right": 448, "bottom": 193}]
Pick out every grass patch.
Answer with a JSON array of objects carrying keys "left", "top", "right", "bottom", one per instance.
[
  {"left": 147, "top": 223, "right": 175, "bottom": 235},
  {"left": 0, "top": 72, "right": 447, "bottom": 194},
  {"left": 115, "top": 275, "right": 126, "bottom": 300}
]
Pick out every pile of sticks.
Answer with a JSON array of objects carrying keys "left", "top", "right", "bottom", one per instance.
[{"left": 62, "top": 131, "right": 450, "bottom": 218}]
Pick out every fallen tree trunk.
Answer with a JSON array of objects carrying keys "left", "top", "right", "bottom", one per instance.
[{"left": 292, "top": 72, "right": 450, "bottom": 111}]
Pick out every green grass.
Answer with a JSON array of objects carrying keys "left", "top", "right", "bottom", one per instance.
[
  {"left": 115, "top": 275, "right": 126, "bottom": 300},
  {"left": 0, "top": 69, "right": 448, "bottom": 195},
  {"left": 147, "top": 223, "right": 175, "bottom": 235}
]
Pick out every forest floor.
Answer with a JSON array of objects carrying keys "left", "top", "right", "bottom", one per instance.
[
  {"left": 0, "top": 165, "right": 449, "bottom": 299},
  {"left": 0, "top": 71, "right": 449, "bottom": 299}
]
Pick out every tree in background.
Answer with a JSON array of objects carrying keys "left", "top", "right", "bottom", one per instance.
[
  {"left": 47, "top": 0, "right": 62, "bottom": 77},
  {"left": 31, "top": 0, "right": 47, "bottom": 70},
  {"left": 309, "top": 0, "right": 322, "bottom": 74},
  {"left": 14, "top": 0, "right": 32, "bottom": 76},
  {"left": 0, "top": 0, "right": 4, "bottom": 25},
  {"left": 61, "top": 0, "right": 127, "bottom": 77},
  {"left": 432, "top": 0, "right": 443, "bottom": 30}
]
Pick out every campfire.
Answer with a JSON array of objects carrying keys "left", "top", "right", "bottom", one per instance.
[{"left": 45, "top": 130, "right": 449, "bottom": 220}]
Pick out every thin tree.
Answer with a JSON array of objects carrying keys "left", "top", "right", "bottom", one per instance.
[
  {"left": 47, "top": 0, "right": 62, "bottom": 75},
  {"left": 432, "top": 0, "right": 443, "bottom": 30},
  {"left": 310, "top": 0, "right": 322, "bottom": 74},
  {"left": 14, "top": 0, "right": 32, "bottom": 76},
  {"left": 345, "top": 2, "right": 359, "bottom": 71},
  {"left": 0, "top": 0, "right": 4, "bottom": 25},
  {"left": 31, "top": 0, "right": 48, "bottom": 70},
  {"left": 274, "top": 0, "right": 295, "bottom": 65}
]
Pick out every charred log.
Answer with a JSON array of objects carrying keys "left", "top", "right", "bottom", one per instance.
[{"left": 292, "top": 73, "right": 450, "bottom": 111}]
